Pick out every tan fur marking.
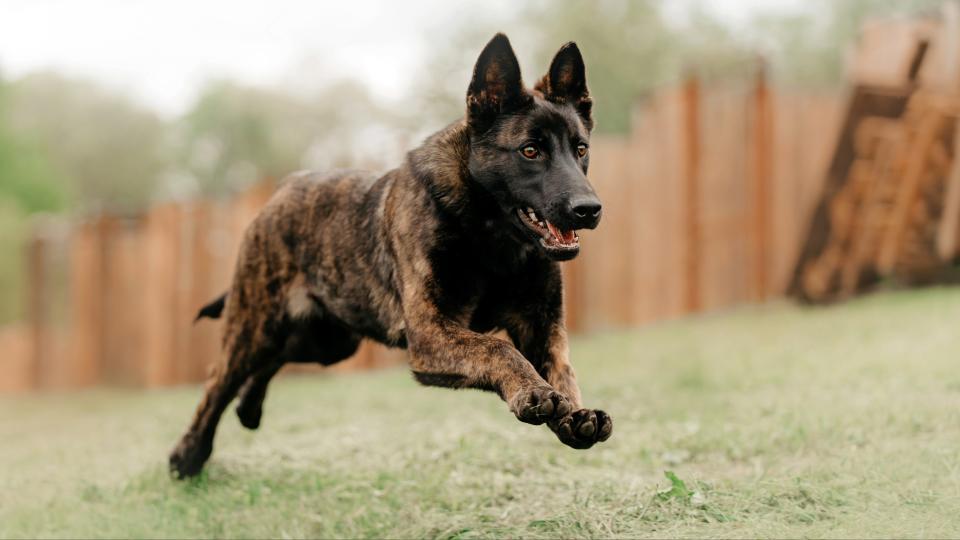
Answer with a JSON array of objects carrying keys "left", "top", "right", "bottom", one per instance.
[{"left": 286, "top": 278, "right": 315, "bottom": 319}]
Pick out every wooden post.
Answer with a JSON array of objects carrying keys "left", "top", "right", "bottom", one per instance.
[
  {"left": 937, "top": 121, "right": 960, "bottom": 260},
  {"left": 751, "top": 60, "right": 772, "bottom": 300},
  {"left": 936, "top": 2, "right": 960, "bottom": 260},
  {"left": 682, "top": 75, "right": 702, "bottom": 313},
  {"left": 26, "top": 232, "right": 48, "bottom": 390},
  {"left": 69, "top": 217, "right": 106, "bottom": 387},
  {"left": 877, "top": 109, "right": 943, "bottom": 272},
  {"left": 143, "top": 204, "right": 181, "bottom": 387}
]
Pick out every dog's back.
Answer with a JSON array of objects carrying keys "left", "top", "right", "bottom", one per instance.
[{"left": 224, "top": 169, "right": 406, "bottom": 347}]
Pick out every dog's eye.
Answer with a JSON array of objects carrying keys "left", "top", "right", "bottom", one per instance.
[
  {"left": 576, "top": 143, "right": 588, "bottom": 158},
  {"left": 520, "top": 145, "right": 540, "bottom": 159}
]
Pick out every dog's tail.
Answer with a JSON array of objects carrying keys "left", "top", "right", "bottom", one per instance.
[{"left": 194, "top": 292, "right": 227, "bottom": 322}]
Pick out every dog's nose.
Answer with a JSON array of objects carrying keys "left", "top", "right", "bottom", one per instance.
[{"left": 569, "top": 197, "right": 602, "bottom": 228}]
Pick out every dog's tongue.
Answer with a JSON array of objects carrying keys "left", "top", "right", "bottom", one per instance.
[{"left": 546, "top": 221, "right": 576, "bottom": 244}]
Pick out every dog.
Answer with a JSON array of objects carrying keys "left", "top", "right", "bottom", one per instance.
[{"left": 169, "top": 33, "right": 612, "bottom": 479}]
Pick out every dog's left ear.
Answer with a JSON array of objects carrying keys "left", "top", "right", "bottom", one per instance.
[{"left": 536, "top": 42, "right": 593, "bottom": 130}]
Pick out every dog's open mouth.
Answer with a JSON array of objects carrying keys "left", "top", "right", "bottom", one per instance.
[{"left": 516, "top": 207, "right": 579, "bottom": 252}]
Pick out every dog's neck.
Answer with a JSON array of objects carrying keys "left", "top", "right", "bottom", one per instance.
[
  {"left": 407, "top": 119, "right": 473, "bottom": 215},
  {"left": 406, "top": 118, "right": 539, "bottom": 268}
]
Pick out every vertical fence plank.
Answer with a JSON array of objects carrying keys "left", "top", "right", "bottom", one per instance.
[
  {"left": 752, "top": 63, "right": 773, "bottom": 301},
  {"left": 67, "top": 218, "right": 105, "bottom": 388},
  {"left": 187, "top": 200, "right": 225, "bottom": 382},
  {"left": 682, "top": 76, "right": 703, "bottom": 313},
  {"left": 699, "top": 84, "right": 752, "bottom": 310},
  {"left": 101, "top": 217, "right": 146, "bottom": 385},
  {"left": 26, "top": 232, "right": 48, "bottom": 390},
  {"left": 143, "top": 204, "right": 182, "bottom": 387}
]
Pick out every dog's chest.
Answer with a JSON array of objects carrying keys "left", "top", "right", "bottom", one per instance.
[{"left": 432, "top": 244, "right": 542, "bottom": 331}]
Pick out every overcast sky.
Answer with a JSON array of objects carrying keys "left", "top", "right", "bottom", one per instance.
[{"left": 0, "top": 0, "right": 803, "bottom": 117}]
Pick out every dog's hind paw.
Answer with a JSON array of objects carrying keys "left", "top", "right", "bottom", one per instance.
[
  {"left": 510, "top": 385, "right": 573, "bottom": 425},
  {"left": 550, "top": 408, "right": 612, "bottom": 449},
  {"left": 168, "top": 437, "right": 212, "bottom": 479},
  {"left": 235, "top": 399, "right": 263, "bottom": 430}
]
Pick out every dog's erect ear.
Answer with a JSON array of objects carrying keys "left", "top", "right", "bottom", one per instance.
[
  {"left": 536, "top": 42, "right": 593, "bottom": 130},
  {"left": 467, "top": 33, "right": 529, "bottom": 130}
]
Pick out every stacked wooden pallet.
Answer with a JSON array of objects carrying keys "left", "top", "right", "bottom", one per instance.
[{"left": 791, "top": 9, "right": 960, "bottom": 303}]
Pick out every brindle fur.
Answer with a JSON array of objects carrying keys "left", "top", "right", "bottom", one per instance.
[{"left": 169, "top": 34, "right": 612, "bottom": 478}]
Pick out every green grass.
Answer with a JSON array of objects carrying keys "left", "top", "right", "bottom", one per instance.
[{"left": 3, "top": 288, "right": 960, "bottom": 538}]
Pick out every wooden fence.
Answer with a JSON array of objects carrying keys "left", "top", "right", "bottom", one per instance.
[
  {"left": 564, "top": 75, "right": 841, "bottom": 330},
  {"left": 1, "top": 74, "right": 842, "bottom": 392}
]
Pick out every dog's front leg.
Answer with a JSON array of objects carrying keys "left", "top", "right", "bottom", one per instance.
[
  {"left": 534, "top": 323, "right": 612, "bottom": 449},
  {"left": 406, "top": 316, "right": 575, "bottom": 425},
  {"left": 400, "top": 275, "right": 574, "bottom": 426},
  {"left": 504, "top": 273, "right": 613, "bottom": 449}
]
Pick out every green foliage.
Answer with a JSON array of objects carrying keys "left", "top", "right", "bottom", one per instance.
[
  {"left": 755, "top": 0, "right": 946, "bottom": 86},
  {"left": 5, "top": 72, "right": 169, "bottom": 213},
  {"left": 524, "top": 0, "right": 684, "bottom": 133},
  {"left": 0, "top": 200, "right": 28, "bottom": 322},
  {"left": 415, "top": 0, "right": 754, "bottom": 134},
  {"left": 417, "top": 0, "right": 950, "bottom": 133},
  {"left": 180, "top": 81, "right": 303, "bottom": 195},
  {"left": 0, "top": 80, "right": 68, "bottom": 321},
  {"left": 0, "top": 130, "right": 67, "bottom": 214},
  {"left": 657, "top": 471, "right": 691, "bottom": 502},
  {"left": 178, "top": 79, "right": 404, "bottom": 197},
  {"left": 412, "top": 0, "right": 679, "bottom": 134},
  {"left": 0, "top": 80, "right": 67, "bottom": 213}
]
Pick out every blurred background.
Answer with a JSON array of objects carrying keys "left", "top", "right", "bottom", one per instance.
[{"left": 1, "top": 0, "right": 959, "bottom": 392}]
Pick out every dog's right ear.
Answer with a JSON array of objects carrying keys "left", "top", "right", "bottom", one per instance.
[{"left": 467, "top": 33, "right": 529, "bottom": 131}]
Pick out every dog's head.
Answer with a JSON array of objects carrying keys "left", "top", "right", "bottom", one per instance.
[{"left": 466, "top": 33, "right": 599, "bottom": 262}]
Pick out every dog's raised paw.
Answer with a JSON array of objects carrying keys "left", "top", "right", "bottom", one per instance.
[
  {"left": 551, "top": 408, "right": 612, "bottom": 449},
  {"left": 510, "top": 386, "right": 573, "bottom": 425}
]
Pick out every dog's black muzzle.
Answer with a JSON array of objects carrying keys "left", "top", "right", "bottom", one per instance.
[{"left": 565, "top": 194, "right": 602, "bottom": 230}]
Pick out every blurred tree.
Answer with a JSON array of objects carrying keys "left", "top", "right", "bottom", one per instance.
[
  {"left": 179, "top": 81, "right": 307, "bottom": 195},
  {"left": 413, "top": 0, "right": 752, "bottom": 134},
  {"left": 0, "top": 82, "right": 67, "bottom": 214},
  {"left": 413, "top": 0, "right": 953, "bottom": 133},
  {"left": 754, "top": 0, "right": 945, "bottom": 86},
  {"left": 0, "top": 198, "right": 28, "bottom": 322},
  {"left": 670, "top": 4, "right": 759, "bottom": 82},
  {"left": 177, "top": 79, "right": 405, "bottom": 197},
  {"left": 521, "top": 0, "right": 682, "bottom": 133},
  {"left": 5, "top": 72, "right": 169, "bottom": 213},
  {"left": 0, "top": 78, "right": 68, "bottom": 322}
]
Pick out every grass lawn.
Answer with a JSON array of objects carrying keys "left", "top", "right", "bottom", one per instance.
[{"left": 2, "top": 288, "right": 960, "bottom": 538}]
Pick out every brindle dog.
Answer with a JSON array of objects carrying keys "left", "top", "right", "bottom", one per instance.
[{"left": 169, "top": 33, "right": 612, "bottom": 479}]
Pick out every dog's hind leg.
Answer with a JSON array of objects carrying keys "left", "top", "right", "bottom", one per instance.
[
  {"left": 169, "top": 355, "right": 262, "bottom": 478},
  {"left": 169, "top": 315, "right": 281, "bottom": 478},
  {"left": 234, "top": 315, "right": 361, "bottom": 430},
  {"left": 234, "top": 361, "right": 284, "bottom": 430}
]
